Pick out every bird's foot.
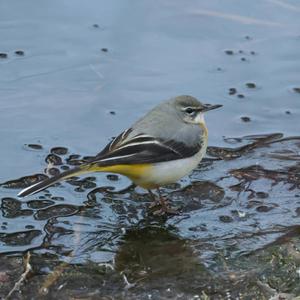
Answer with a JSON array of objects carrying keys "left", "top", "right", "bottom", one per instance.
[{"left": 150, "top": 197, "right": 179, "bottom": 216}]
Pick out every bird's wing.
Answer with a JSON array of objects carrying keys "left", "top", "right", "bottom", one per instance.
[{"left": 91, "top": 128, "right": 203, "bottom": 166}]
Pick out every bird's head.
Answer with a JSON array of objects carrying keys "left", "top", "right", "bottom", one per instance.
[{"left": 172, "top": 95, "right": 222, "bottom": 125}]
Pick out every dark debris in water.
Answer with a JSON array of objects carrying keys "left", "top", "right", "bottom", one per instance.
[
  {"left": 14, "top": 50, "right": 24, "bottom": 56},
  {"left": 245, "top": 82, "right": 256, "bottom": 89},
  {"left": 207, "top": 133, "right": 283, "bottom": 160},
  {"left": 24, "top": 144, "right": 43, "bottom": 151}
]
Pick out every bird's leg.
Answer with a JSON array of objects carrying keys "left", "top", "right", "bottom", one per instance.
[
  {"left": 148, "top": 189, "right": 160, "bottom": 208},
  {"left": 152, "top": 188, "right": 179, "bottom": 215}
]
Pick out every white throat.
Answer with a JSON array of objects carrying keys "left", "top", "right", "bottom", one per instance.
[{"left": 195, "top": 112, "right": 205, "bottom": 124}]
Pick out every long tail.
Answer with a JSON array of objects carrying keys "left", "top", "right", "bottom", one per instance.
[{"left": 17, "top": 164, "right": 92, "bottom": 198}]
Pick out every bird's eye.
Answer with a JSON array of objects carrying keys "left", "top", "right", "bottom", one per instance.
[{"left": 185, "top": 107, "right": 194, "bottom": 114}]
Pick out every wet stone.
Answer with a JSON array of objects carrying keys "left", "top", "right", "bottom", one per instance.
[
  {"left": 293, "top": 87, "right": 300, "bottom": 93},
  {"left": 237, "top": 94, "right": 245, "bottom": 98},
  {"left": 66, "top": 154, "right": 82, "bottom": 165},
  {"left": 0, "top": 53, "right": 8, "bottom": 58},
  {"left": 2, "top": 198, "right": 27, "bottom": 218},
  {"left": 246, "top": 82, "right": 256, "bottom": 88},
  {"left": 219, "top": 215, "right": 234, "bottom": 223},
  {"left": 27, "top": 199, "right": 55, "bottom": 209},
  {"left": 241, "top": 57, "right": 247, "bottom": 61},
  {"left": 229, "top": 88, "right": 237, "bottom": 95},
  {"left": 47, "top": 167, "right": 60, "bottom": 176},
  {"left": 256, "top": 192, "right": 269, "bottom": 199},
  {"left": 256, "top": 205, "right": 274, "bottom": 212},
  {"left": 183, "top": 198, "right": 203, "bottom": 212},
  {"left": 34, "top": 204, "right": 78, "bottom": 220},
  {"left": 295, "top": 207, "right": 300, "bottom": 216},
  {"left": 0, "top": 271, "right": 9, "bottom": 283},
  {"left": 0, "top": 173, "right": 48, "bottom": 189},
  {"left": 82, "top": 156, "right": 94, "bottom": 162},
  {"left": 109, "top": 111, "right": 116, "bottom": 115},
  {"left": 107, "top": 174, "right": 119, "bottom": 181},
  {"left": 285, "top": 110, "right": 291, "bottom": 115},
  {"left": 0, "top": 230, "right": 41, "bottom": 246},
  {"left": 45, "top": 154, "right": 63, "bottom": 165},
  {"left": 1, "top": 198, "right": 34, "bottom": 218},
  {"left": 66, "top": 178, "right": 96, "bottom": 189},
  {"left": 1, "top": 197, "right": 21, "bottom": 211},
  {"left": 50, "top": 147, "right": 68, "bottom": 155},
  {"left": 101, "top": 48, "right": 108, "bottom": 52},
  {"left": 186, "top": 181, "right": 224, "bottom": 201},
  {"left": 67, "top": 154, "right": 81, "bottom": 160},
  {"left": 93, "top": 23, "right": 99, "bottom": 28},
  {"left": 241, "top": 116, "right": 251, "bottom": 122},
  {"left": 60, "top": 165, "right": 70, "bottom": 170}
]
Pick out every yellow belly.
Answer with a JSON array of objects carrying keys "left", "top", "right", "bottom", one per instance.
[{"left": 89, "top": 163, "right": 155, "bottom": 188}]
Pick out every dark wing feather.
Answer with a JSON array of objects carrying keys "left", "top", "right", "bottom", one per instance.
[
  {"left": 91, "top": 132, "right": 203, "bottom": 167},
  {"left": 96, "top": 128, "right": 133, "bottom": 157}
]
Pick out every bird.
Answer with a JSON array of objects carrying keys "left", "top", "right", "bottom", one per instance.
[{"left": 17, "top": 95, "right": 222, "bottom": 214}]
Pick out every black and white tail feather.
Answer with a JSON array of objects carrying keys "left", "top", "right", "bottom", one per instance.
[{"left": 17, "top": 128, "right": 203, "bottom": 198}]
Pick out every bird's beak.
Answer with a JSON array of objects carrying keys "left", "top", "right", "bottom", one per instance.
[{"left": 202, "top": 104, "right": 223, "bottom": 112}]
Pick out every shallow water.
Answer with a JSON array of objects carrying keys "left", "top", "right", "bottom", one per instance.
[{"left": 1, "top": 0, "right": 300, "bottom": 299}]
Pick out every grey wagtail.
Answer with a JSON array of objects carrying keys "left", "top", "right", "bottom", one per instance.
[{"left": 18, "top": 95, "right": 222, "bottom": 213}]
